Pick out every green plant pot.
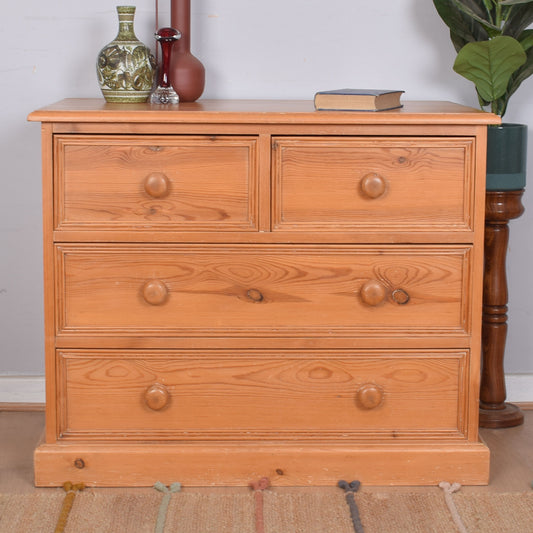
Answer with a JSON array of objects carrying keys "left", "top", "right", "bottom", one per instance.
[{"left": 486, "top": 123, "right": 527, "bottom": 191}]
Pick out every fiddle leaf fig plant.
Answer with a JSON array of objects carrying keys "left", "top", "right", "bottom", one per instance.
[{"left": 433, "top": 0, "right": 533, "bottom": 116}]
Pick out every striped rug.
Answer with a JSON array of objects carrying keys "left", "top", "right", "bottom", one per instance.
[{"left": 0, "top": 484, "right": 532, "bottom": 532}]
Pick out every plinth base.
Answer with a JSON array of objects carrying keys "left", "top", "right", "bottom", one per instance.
[
  {"left": 479, "top": 403, "right": 524, "bottom": 428},
  {"left": 34, "top": 440, "right": 490, "bottom": 487}
]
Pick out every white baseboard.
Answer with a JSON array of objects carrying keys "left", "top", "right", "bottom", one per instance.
[
  {"left": 0, "top": 374, "right": 532, "bottom": 405},
  {"left": 0, "top": 376, "right": 45, "bottom": 404},
  {"left": 505, "top": 374, "right": 533, "bottom": 403}
]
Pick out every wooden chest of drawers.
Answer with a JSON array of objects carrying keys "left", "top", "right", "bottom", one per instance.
[{"left": 29, "top": 99, "right": 499, "bottom": 486}]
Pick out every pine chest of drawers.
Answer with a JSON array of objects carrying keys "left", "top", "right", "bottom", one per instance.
[{"left": 29, "top": 99, "right": 500, "bottom": 486}]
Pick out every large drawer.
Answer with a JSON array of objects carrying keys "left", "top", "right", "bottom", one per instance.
[
  {"left": 56, "top": 244, "right": 471, "bottom": 337},
  {"left": 272, "top": 137, "right": 475, "bottom": 232},
  {"left": 57, "top": 349, "right": 468, "bottom": 440},
  {"left": 54, "top": 135, "right": 259, "bottom": 232}
]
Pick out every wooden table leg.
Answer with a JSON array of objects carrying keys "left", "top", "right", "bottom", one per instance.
[{"left": 479, "top": 190, "right": 525, "bottom": 428}]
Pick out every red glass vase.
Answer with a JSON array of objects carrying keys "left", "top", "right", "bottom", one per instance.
[
  {"left": 150, "top": 27, "right": 181, "bottom": 104},
  {"left": 170, "top": 0, "right": 205, "bottom": 102}
]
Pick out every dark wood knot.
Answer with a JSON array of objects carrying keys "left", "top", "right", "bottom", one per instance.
[
  {"left": 392, "top": 288, "right": 410, "bottom": 305},
  {"left": 247, "top": 288, "right": 264, "bottom": 302}
]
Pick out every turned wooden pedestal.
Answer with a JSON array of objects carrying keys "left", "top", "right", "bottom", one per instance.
[{"left": 479, "top": 190, "right": 525, "bottom": 428}]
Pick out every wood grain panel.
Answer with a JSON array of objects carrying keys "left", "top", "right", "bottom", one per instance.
[
  {"left": 273, "top": 137, "right": 474, "bottom": 232},
  {"left": 57, "top": 349, "right": 467, "bottom": 439},
  {"left": 55, "top": 135, "right": 258, "bottom": 232},
  {"left": 56, "top": 244, "right": 471, "bottom": 337}
]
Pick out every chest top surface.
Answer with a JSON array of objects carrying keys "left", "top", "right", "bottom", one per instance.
[{"left": 28, "top": 98, "right": 500, "bottom": 126}]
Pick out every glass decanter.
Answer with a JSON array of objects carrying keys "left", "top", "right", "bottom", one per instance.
[{"left": 150, "top": 28, "right": 181, "bottom": 104}]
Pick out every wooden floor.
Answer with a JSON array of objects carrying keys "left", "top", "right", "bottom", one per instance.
[{"left": 1, "top": 408, "right": 532, "bottom": 493}]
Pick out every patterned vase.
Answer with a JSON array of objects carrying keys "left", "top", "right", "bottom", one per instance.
[{"left": 96, "top": 6, "right": 156, "bottom": 103}]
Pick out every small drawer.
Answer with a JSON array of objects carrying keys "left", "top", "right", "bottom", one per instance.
[
  {"left": 54, "top": 135, "right": 259, "bottom": 232},
  {"left": 272, "top": 136, "right": 474, "bottom": 232},
  {"left": 57, "top": 349, "right": 468, "bottom": 440},
  {"left": 56, "top": 244, "right": 471, "bottom": 338}
]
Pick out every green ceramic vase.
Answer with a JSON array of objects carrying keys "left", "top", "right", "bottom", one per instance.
[
  {"left": 96, "top": 6, "right": 156, "bottom": 103},
  {"left": 486, "top": 123, "right": 528, "bottom": 191}
]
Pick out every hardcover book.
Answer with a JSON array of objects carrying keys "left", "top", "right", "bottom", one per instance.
[{"left": 314, "top": 89, "right": 404, "bottom": 111}]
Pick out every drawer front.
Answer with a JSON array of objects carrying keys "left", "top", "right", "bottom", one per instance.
[
  {"left": 58, "top": 350, "right": 467, "bottom": 440},
  {"left": 56, "top": 244, "right": 471, "bottom": 337},
  {"left": 272, "top": 137, "right": 474, "bottom": 232},
  {"left": 55, "top": 135, "right": 259, "bottom": 232}
]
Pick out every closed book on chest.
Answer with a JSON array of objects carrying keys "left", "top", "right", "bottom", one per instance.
[{"left": 314, "top": 89, "right": 404, "bottom": 111}]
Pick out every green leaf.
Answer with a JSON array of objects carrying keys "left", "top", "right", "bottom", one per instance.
[
  {"left": 451, "top": 0, "right": 501, "bottom": 31},
  {"left": 480, "top": 0, "right": 494, "bottom": 13},
  {"left": 508, "top": 46, "right": 533, "bottom": 95},
  {"left": 433, "top": 0, "right": 489, "bottom": 45},
  {"left": 451, "top": 30, "right": 469, "bottom": 53},
  {"left": 502, "top": 4, "right": 533, "bottom": 37},
  {"left": 519, "top": 29, "right": 533, "bottom": 51},
  {"left": 500, "top": 0, "right": 533, "bottom": 5},
  {"left": 453, "top": 35, "right": 527, "bottom": 101},
  {"left": 457, "top": 0, "right": 493, "bottom": 18}
]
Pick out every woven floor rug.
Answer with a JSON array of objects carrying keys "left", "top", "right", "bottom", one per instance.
[{"left": 1, "top": 485, "right": 532, "bottom": 533}]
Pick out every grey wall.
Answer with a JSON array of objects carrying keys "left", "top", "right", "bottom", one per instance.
[{"left": 1, "top": 0, "right": 532, "bottom": 376}]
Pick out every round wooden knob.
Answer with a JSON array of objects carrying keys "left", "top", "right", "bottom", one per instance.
[
  {"left": 144, "top": 383, "right": 170, "bottom": 411},
  {"left": 144, "top": 172, "right": 170, "bottom": 198},
  {"left": 142, "top": 280, "right": 169, "bottom": 306},
  {"left": 360, "top": 280, "right": 387, "bottom": 306},
  {"left": 360, "top": 173, "right": 387, "bottom": 199},
  {"left": 356, "top": 383, "right": 384, "bottom": 409}
]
